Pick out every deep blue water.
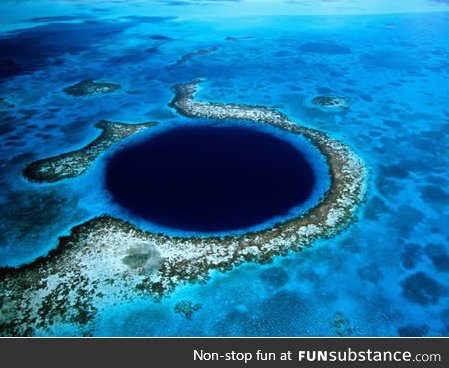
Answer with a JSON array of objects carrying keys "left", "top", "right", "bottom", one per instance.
[
  {"left": 106, "top": 122, "right": 320, "bottom": 233},
  {"left": 0, "top": 0, "right": 448, "bottom": 336}
]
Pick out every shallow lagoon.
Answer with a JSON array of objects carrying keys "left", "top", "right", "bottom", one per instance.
[{"left": 0, "top": 0, "right": 448, "bottom": 336}]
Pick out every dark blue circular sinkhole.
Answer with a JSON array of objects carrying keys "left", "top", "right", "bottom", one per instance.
[{"left": 105, "top": 123, "right": 321, "bottom": 233}]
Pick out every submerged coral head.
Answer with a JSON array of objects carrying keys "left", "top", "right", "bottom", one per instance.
[{"left": 105, "top": 121, "right": 326, "bottom": 234}]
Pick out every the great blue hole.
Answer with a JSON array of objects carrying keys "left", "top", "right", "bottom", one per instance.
[{"left": 105, "top": 123, "right": 318, "bottom": 233}]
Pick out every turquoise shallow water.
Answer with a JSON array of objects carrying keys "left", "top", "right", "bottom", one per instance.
[{"left": 0, "top": 1, "right": 448, "bottom": 336}]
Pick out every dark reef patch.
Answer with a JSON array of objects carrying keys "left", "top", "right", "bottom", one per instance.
[
  {"left": 0, "top": 20, "right": 136, "bottom": 80},
  {"left": 331, "top": 312, "right": 356, "bottom": 337},
  {"left": 316, "top": 87, "right": 333, "bottom": 94},
  {"left": 299, "top": 41, "right": 351, "bottom": 55},
  {"left": 144, "top": 47, "right": 159, "bottom": 54},
  {"left": 360, "top": 51, "right": 421, "bottom": 73},
  {"left": 174, "top": 300, "right": 202, "bottom": 319},
  {"left": 0, "top": 189, "right": 87, "bottom": 259},
  {"left": 420, "top": 185, "right": 449, "bottom": 205},
  {"left": 120, "top": 15, "right": 175, "bottom": 23},
  {"left": 390, "top": 205, "right": 425, "bottom": 236},
  {"left": 0, "top": 122, "right": 15, "bottom": 136},
  {"left": 9, "top": 152, "right": 36, "bottom": 165},
  {"left": 397, "top": 324, "right": 429, "bottom": 337},
  {"left": 105, "top": 123, "right": 319, "bottom": 233},
  {"left": 401, "top": 272, "right": 446, "bottom": 306},
  {"left": 109, "top": 49, "right": 149, "bottom": 64},
  {"left": 357, "top": 264, "right": 383, "bottom": 284},
  {"left": 23, "top": 15, "right": 93, "bottom": 23},
  {"left": 172, "top": 47, "right": 219, "bottom": 67},
  {"left": 0, "top": 98, "right": 15, "bottom": 109},
  {"left": 401, "top": 243, "right": 423, "bottom": 270},
  {"left": 260, "top": 267, "right": 289, "bottom": 288},
  {"left": 379, "top": 164, "right": 409, "bottom": 179},
  {"left": 147, "top": 34, "right": 174, "bottom": 41},
  {"left": 375, "top": 176, "right": 401, "bottom": 197},
  {"left": 425, "top": 243, "right": 449, "bottom": 273},
  {"left": 225, "top": 36, "right": 254, "bottom": 42},
  {"left": 363, "top": 195, "right": 388, "bottom": 221},
  {"left": 360, "top": 94, "right": 373, "bottom": 102}
]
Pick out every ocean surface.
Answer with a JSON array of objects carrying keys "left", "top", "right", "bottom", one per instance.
[{"left": 0, "top": 0, "right": 448, "bottom": 336}]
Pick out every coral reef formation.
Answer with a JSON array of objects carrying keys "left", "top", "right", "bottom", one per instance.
[
  {"left": 63, "top": 79, "right": 121, "bottom": 97},
  {"left": 23, "top": 120, "right": 157, "bottom": 183},
  {"left": 0, "top": 80, "right": 366, "bottom": 335}
]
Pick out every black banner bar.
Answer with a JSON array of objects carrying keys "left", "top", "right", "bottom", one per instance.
[{"left": 0, "top": 338, "right": 447, "bottom": 367}]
